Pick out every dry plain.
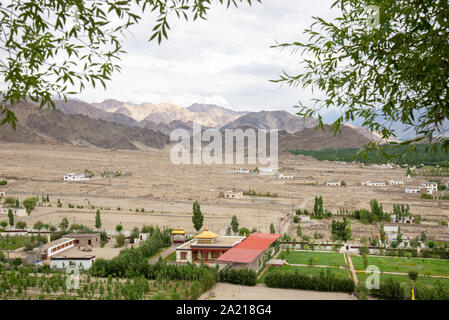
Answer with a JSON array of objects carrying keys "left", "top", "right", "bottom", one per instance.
[{"left": 0, "top": 142, "right": 448, "bottom": 242}]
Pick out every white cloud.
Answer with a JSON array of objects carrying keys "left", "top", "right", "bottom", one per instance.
[{"left": 77, "top": 0, "right": 338, "bottom": 115}]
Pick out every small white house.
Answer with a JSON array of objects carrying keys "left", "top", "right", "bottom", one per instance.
[
  {"left": 405, "top": 187, "right": 421, "bottom": 194},
  {"left": 259, "top": 167, "right": 277, "bottom": 176},
  {"left": 233, "top": 168, "right": 250, "bottom": 174},
  {"left": 136, "top": 233, "right": 149, "bottom": 244},
  {"left": 278, "top": 174, "right": 293, "bottom": 180},
  {"left": 224, "top": 190, "right": 243, "bottom": 199},
  {"left": 50, "top": 255, "right": 96, "bottom": 270},
  {"left": 363, "top": 181, "right": 386, "bottom": 187},
  {"left": 326, "top": 181, "right": 341, "bottom": 186},
  {"left": 63, "top": 173, "right": 89, "bottom": 182},
  {"left": 390, "top": 215, "right": 414, "bottom": 224},
  {"left": 388, "top": 180, "right": 404, "bottom": 185},
  {"left": 421, "top": 182, "right": 438, "bottom": 193},
  {"left": 299, "top": 216, "right": 311, "bottom": 222}
]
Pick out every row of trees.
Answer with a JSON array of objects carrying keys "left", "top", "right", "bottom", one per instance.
[
  {"left": 352, "top": 200, "right": 390, "bottom": 224},
  {"left": 3, "top": 197, "right": 36, "bottom": 215},
  {"left": 265, "top": 269, "right": 354, "bottom": 293},
  {"left": 218, "top": 269, "right": 257, "bottom": 286},
  {"left": 331, "top": 218, "right": 352, "bottom": 241}
]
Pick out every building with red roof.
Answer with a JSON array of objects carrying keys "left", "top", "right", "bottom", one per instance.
[{"left": 216, "top": 233, "right": 281, "bottom": 271}]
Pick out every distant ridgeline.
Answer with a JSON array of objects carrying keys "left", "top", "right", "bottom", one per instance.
[{"left": 289, "top": 144, "right": 449, "bottom": 166}]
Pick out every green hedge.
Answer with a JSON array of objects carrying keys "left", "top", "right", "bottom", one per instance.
[
  {"left": 370, "top": 278, "right": 405, "bottom": 300},
  {"left": 219, "top": 268, "right": 257, "bottom": 286},
  {"left": 415, "top": 282, "right": 449, "bottom": 300},
  {"left": 265, "top": 269, "right": 354, "bottom": 293}
]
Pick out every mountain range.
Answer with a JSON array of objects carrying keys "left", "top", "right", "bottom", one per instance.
[{"left": 0, "top": 98, "right": 389, "bottom": 152}]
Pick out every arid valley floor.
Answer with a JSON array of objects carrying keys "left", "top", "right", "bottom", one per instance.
[{"left": 1, "top": 142, "right": 448, "bottom": 244}]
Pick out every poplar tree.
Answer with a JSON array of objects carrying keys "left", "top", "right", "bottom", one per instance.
[
  {"left": 231, "top": 216, "right": 239, "bottom": 234},
  {"left": 192, "top": 201, "right": 204, "bottom": 232},
  {"left": 95, "top": 209, "right": 102, "bottom": 229},
  {"left": 8, "top": 209, "right": 14, "bottom": 226}
]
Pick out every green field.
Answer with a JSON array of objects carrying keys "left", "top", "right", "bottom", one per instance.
[
  {"left": 282, "top": 250, "right": 347, "bottom": 267},
  {"left": 351, "top": 255, "right": 449, "bottom": 277},
  {"left": 357, "top": 272, "right": 449, "bottom": 292},
  {"left": 0, "top": 236, "right": 33, "bottom": 250},
  {"left": 258, "top": 265, "right": 350, "bottom": 284}
]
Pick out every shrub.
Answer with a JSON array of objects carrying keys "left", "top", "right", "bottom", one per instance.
[
  {"left": 371, "top": 278, "right": 405, "bottom": 300},
  {"left": 219, "top": 269, "right": 257, "bottom": 286},
  {"left": 238, "top": 227, "right": 251, "bottom": 236},
  {"left": 115, "top": 234, "right": 125, "bottom": 247},
  {"left": 265, "top": 269, "right": 354, "bottom": 293}
]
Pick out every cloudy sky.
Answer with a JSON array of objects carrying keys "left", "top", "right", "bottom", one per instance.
[{"left": 77, "top": 0, "right": 339, "bottom": 119}]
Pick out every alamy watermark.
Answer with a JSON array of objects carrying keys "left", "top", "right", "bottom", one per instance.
[
  {"left": 365, "top": 5, "right": 380, "bottom": 28},
  {"left": 170, "top": 123, "right": 278, "bottom": 169},
  {"left": 65, "top": 265, "right": 80, "bottom": 290},
  {"left": 364, "top": 265, "right": 380, "bottom": 290}
]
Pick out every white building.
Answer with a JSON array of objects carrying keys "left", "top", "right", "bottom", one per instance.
[
  {"left": 135, "top": 233, "right": 149, "bottom": 244},
  {"left": 50, "top": 255, "right": 96, "bottom": 270},
  {"left": 233, "top": 168, "right": 250, "bottom": 174},
  {"left": 37, "top": 238, "right": 76, "bottom": 259},
  {"left": 326, "top": 181, "right": 341, "bottom": 186},
  {"left": 421, "top": 182, "right": 438, "bottom": 193},
  {"left": 405, "top": 187, "right": 421, "bottom": 194},
  {"left": 259, "top": 167, "right": 277, "bottom": 176},
  {"left": 390, "top": 215, "right": 414, "bottom": 224},
  {"left": 224, "top": 190, "right": 243, "bottom": 199},
  {"left": 363, "top": 181, "right": 386, "bottom": 187},
  {"left": 278, "top": 174, "right": 293, "bottom": 180},
  {"left": 388, "top": 180, "right": 404, "bottom": 185},
  {"left": 63, "top": 173, "right": 89, "bottom": 182}
]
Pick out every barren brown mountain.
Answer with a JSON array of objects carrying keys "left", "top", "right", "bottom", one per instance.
[
  {"left": 221, "top": 111, "right": 318, "bottom": 133},
  {"left": 278, "top": 124, "right": 371, "bottom": 152},
  {"left": 0, "top": 103, "right": 169, "bottom": 150}
]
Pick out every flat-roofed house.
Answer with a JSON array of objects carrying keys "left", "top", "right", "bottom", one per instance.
[
  {"left": 50, "top": 255, "right": 96, "bottom": 270},
  {"left": 176, "top": 228, "right": 245, "bottom": 264},
  {"left": 224, "top": 190, "right": 243, "bottom": 199},
  {"left": 233, "top": 168, "right": 250, "bottom": 174},
  {"left": 278, "top": 174, "right": 293, "bottom": 180},
  {"left": 363, "top": 181, "right": 386, "bottom": 187},
  {"left": 421, "top": 182, "right": 438, "bottom": 194},
  {"left": 405, "top": 187, "right": 421, "bottom": 194},
  {"left": 63, "top": 173, "right": 89, "bottom": 182},
  {"left": 326, "top": 181, "right": 341, "bottom": 186},
  {"left": 63, "top": 233, "right": 100, "bottom": 248},
  {"left": 216, "top": 233, "right": 281, "bottom": 272},
  {"left": 388, "top": 180, "right": 404, "bottom": 185},
  {"left": 37, "top": 238, "right": 76, "bottom": 260}
]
